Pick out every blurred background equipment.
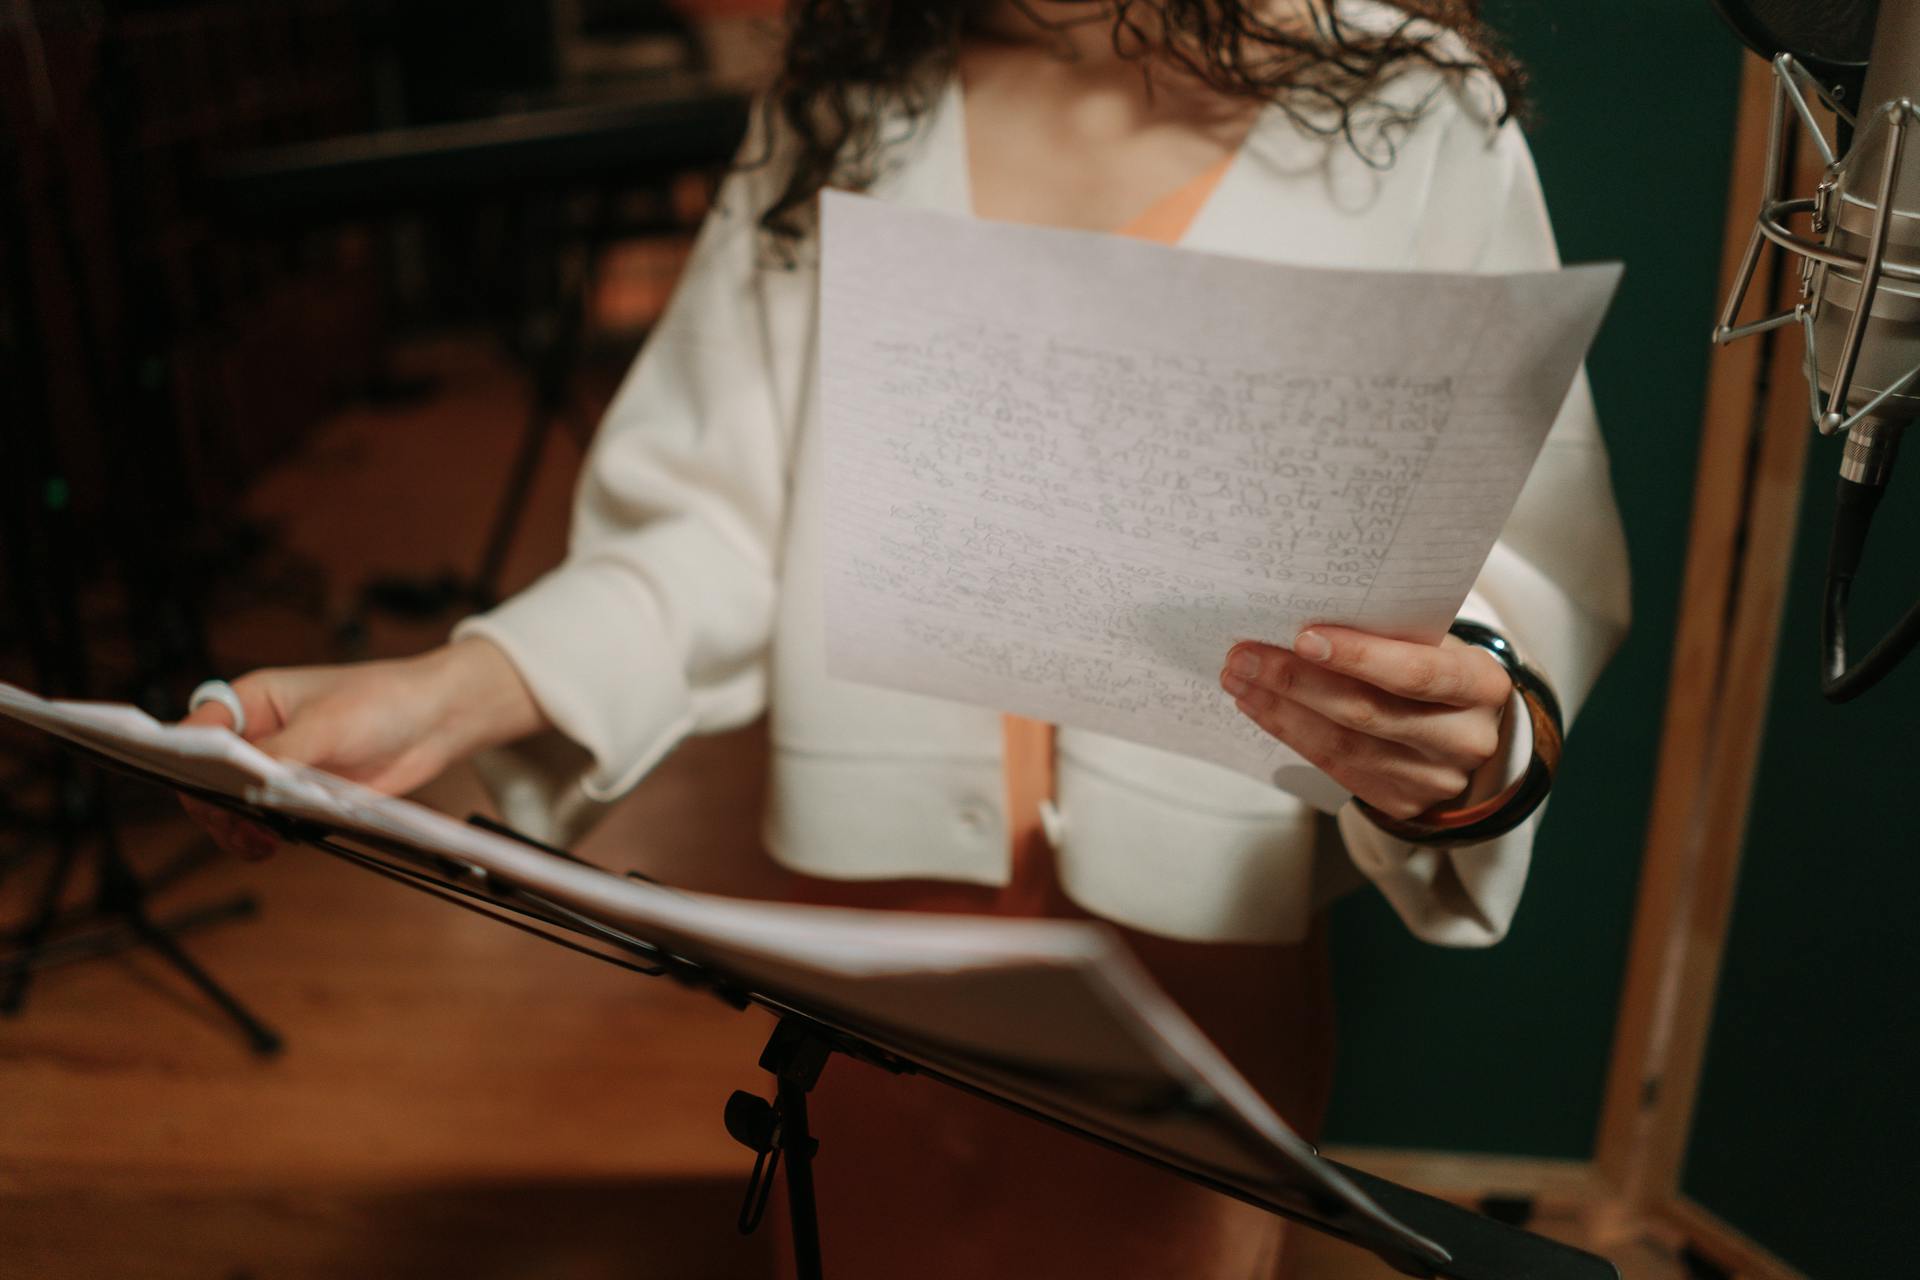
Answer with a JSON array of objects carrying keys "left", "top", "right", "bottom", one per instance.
[
  {"left": 210, "top": 75, "right": 748, "bottom": 628},
  {"left": 0, "top": 0, "right": 388, "bottom": 1053},
  {"left": 209, "top": 0, "right": 747, "bottom": 629},
  {"left": 0, "top": 0, "right": 748, "bottom": 1048}
]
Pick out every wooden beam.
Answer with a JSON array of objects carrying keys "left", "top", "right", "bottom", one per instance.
[
  {"left": 1635, "top": 265, "right": 1816, "bottom": 1205},
  {"left": 1664, "top": 1197, "right": 1808, "bottom": 1280},
  {"left": 1593, "top": 53, "right": 1825, "bottom": 1215},
  {"left": 1318, "top": 1150, "right": 1711, "bottom": 1279},
  {"left": 1593, "top": 49, "right": 1775, "bottom": 1204}
]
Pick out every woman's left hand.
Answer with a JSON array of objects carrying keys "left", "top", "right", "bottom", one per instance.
[{"left": 1220, "top": 626, "right": 1513, "bottom": 822}]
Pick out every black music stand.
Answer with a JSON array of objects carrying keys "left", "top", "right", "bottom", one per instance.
[{"left": 19, "top": 725, "right": 1619, "bottom": 1280}]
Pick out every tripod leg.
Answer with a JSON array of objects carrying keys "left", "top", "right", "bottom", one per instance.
[
  {"left": 469, "top": 381, "right": 558, "bottom": 610},
  {"left": 471, "top": 186, "right": 613, "bottom": 608},
  {"left": 22, "top": 894, "right": 261, "bottom": 974},
  {"left": 94, "top": 819, "right": 282, "bottom": 1056},
  {"left": 0, "top": 831, "right": 81, "bottom": 1014},
  {"left": 125, "top": 911, "right": 282, "bottom": 1056}
]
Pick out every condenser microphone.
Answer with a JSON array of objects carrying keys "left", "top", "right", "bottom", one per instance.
[
  {"left": 1814, "top": 1, "right": 1920, "bottom": 487},
  {"left": 1713, "top": 0, "right": 1920, "bottom": 699}
]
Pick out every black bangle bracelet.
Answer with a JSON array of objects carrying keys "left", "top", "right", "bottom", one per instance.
[{"left": 1352, "top": 619, "right": 1564, "bottom": 846}]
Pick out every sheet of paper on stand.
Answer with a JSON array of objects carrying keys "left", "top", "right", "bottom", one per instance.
[
  {"left": 818, "top": 190, "right": 1622, "bottom": 809},
  {"left": 0, "top": 681, "right": 1444, "bottom": 1264}
]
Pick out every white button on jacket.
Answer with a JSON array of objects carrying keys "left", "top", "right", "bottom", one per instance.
[{"left": 456, "top": 61, "right": 1632, "bottom": 947}]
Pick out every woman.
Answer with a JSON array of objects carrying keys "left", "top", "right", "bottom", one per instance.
[{"left": 190, "top": 2, "right": 1630, "bottom": 1275}]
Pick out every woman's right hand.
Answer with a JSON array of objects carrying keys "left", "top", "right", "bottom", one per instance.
[{"left": 179, "top": 636, "right": 547, "bottom": 858}]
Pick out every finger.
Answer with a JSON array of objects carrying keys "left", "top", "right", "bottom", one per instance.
[
  {"left": 1230, "top": 681, "right": 1471, "bottom": 820},
  {"left": 1221, "top": 644, "right": 1501, "bottom": 770},
  {"left": 223, "top": 673, "right": 291, "bottom": 741},
  {"left": 1290, "top": 626, "right": 1511, "bottom": 709},
  {"left": 252, "top": 715, "right": 337, "bottom": 768},
  {"left": 179, "top": 673, "right": 287, "bottom": 742},
  {"left": 181, "top": 701, "right": 236, "bottom": 730}
]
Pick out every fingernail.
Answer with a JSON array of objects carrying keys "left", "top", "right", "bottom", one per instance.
[
  {"left": 1228, "top": 649, "right": 1260, "bottom": 678},
  {"left": 1221, "top": 672, "right": 1250, "bottom": 697},
  {"left": 1294, "top": 630, "right": 1331, "bottom": 662}
]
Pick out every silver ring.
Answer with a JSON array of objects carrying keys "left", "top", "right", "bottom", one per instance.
[{"left": 188, "top": 680, "right": 247, "bottom": 737}]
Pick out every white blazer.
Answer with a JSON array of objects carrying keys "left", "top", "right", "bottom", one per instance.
[{"left": 456, "top": 62, "right": 1632, "bottom": 947}]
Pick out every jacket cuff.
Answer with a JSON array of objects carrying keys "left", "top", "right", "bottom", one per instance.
[
  {"left": 1331, "top": 591, "right": 1541, "bottom": 947},
  {"left": 452, "top": 564, "right": 697, "bottom": 806}
]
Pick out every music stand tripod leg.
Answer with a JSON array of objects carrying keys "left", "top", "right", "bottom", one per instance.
[
  {"left": 89, "top": 822, "right": 283, "bottom": 1057},
  {"left": 727, "top": 1017, "right": 834, "bottom": 1280},
  {"left": 0, "top": 826, "right": 81, "bottom": 1013}
]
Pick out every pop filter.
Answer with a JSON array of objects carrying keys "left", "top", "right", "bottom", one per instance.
[{"left": 1712, "top": 0, "right": 1878, "bottom": 100}]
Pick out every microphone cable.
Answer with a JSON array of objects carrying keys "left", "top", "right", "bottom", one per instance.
[{"left": 1821, "top": 452, "right": 1920, "bottom": 700}]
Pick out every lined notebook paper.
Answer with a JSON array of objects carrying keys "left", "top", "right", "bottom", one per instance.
[{"left": 819, "top": 191, "right": 1620, "bottom": 807}]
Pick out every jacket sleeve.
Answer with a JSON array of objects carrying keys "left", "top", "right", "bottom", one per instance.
[
  {"left": 452, "top": 144, "right": 792, "bottom": 845},
  {"left": 1334, "top": 119, "right": 1633, "bottom": 946}
]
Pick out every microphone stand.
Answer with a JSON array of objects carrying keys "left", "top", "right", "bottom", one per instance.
[{"left": 1712, "top": 37, "right": 1920, "bottom": 700}]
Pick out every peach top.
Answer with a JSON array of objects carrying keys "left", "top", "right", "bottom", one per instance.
[{"left": 999, "top": 153, "right": 1237, "bottom": 908}]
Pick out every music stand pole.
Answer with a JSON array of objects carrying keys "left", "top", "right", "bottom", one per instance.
[{"left": 726, "top": 1018, "right": 832, "bottom": 1280}]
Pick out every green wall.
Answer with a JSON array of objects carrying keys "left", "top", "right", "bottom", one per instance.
[
  {"left": 1325, "top": 4, "right": 1744, "bottom": 1156},
  {"left": 1680, "top": 439, "right": 1920, "bottom": 1276}
]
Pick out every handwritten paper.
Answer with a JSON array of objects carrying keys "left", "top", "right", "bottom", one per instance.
[{"left": 819, "top": 190, "right": 1620, "bottom": 807}]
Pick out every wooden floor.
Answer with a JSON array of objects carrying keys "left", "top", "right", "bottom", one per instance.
[{"left": 2, "top": 340, "right": 1682, "bottom": 1278}]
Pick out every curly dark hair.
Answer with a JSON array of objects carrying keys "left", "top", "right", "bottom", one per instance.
[{"left": 754, "top": 1, "right": 1526, "bottom": 244}]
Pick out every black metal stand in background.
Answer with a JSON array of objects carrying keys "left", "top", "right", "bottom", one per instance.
[
  {"left": 0, "top": 795, "right": 281, "bottom": 1056},
  {"left": 0, "top": 85, "right": 280, "bottom": 1055},
  {"left": 351, "top": 183, "right": 627, "bottom": 624},
  {"left": 207, "top": 85, "right": 752, "bottom": 634},
  {"left": 0, "top": 473, "right": 283, "bottom": 1056}
]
